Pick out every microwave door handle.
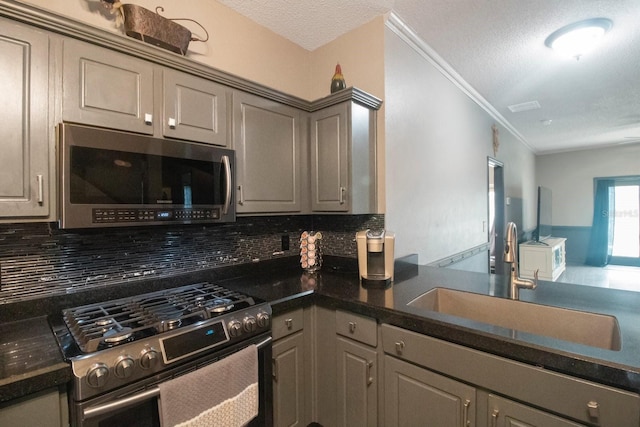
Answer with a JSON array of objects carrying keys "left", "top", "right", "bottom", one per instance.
[{"left": 221, "top": 155, "right": 232, "bottom": 215}]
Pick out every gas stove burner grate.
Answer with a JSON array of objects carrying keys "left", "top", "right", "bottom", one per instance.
[{"left": 62, "top": 282, "right": 257, "bottom": 353}]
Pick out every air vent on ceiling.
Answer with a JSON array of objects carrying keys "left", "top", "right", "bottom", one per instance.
[{"left": 508, "top": 101, "right": 541, "bottom": 113}]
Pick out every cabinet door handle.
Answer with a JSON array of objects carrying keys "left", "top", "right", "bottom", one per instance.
[
  {"left": 237, "top": 185, "right": 244, "bottom": 205},
  {"left": 339, "top": 186, "right": 346, "bottom": 204},
  {"left": 348, "top": 321, "right": 357, "bottom": 333},
  {"left": 144, "top": 113, "right": 153, "bottom": 125},
  {"left": 491, "top": 409, "right": 499, "bottom": 427},
  {"left": 272, "top": 358, "right": 278, "bottom": 382},
  {"left": 36, "top": 174, "right": 44, "bottom": 205},
  {"left": 366, "top": 360, "right": 374, "bottom": 386},
  {"left": 168, "top": 117, "right": 176, "bottom": 129},
  {"left": 463, "top": 399, "right": 471, "bottom": 427}
]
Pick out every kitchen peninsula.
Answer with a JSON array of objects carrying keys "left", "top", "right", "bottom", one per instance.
[{"left": 2, "top": 256, "right": 640, "bottom": 426}]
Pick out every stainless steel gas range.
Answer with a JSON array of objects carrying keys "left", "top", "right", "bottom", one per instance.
[{"left": 53, "top": 282, "right": 273, "bottom": 427}]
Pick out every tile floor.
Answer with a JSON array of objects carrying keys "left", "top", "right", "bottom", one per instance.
[{"left": 558, "top": 263, "right": 640, "bottom": 292}]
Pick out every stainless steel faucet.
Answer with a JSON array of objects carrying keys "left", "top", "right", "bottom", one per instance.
[{"left": 504, "top": 222, "right": 538, "bottom": 299}]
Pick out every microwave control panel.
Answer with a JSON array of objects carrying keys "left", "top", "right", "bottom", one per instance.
[{"left": 93, "top": 208, "right": 221, "bottom": 224}]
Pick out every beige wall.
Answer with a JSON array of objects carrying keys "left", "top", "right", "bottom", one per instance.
[{"left": 537, "top": 144, "right": 640, "bottom": 227}]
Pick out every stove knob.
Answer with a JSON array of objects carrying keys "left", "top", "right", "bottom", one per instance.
[
  {"left": 114, "top": 356, "right": 135, "bottom": 378},
  {"left": 243, "top": 316, "right": 257, "bottom": 333},
  {"left": 228, "top": 320, "right": 242, "bottom": 337},
  {"left": 86, "top": 363, "right": 109, "bottom": 388},
  {"left": 140, "top": 348, "right": 159, "bottom": 370},
  {"left": 256, "top": 312, "right": 270, "bottom": 328}
]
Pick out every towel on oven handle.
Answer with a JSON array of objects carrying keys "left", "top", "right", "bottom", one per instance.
[{"left": 158, "top": 344, "right": 259, "bottom": 427}]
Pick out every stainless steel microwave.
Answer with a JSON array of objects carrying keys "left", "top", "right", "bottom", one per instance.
[{"left": 58, "top": 123, "right": 235, "bottom": 229}]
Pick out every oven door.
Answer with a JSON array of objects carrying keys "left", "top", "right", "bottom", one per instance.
[{"left": 73, "top": 335, "right": 272, "bottom": 427}]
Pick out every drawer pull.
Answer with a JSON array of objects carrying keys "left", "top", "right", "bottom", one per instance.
[
  {"left": 395, "top": 340, "right": 405, "bottom": 354},
  {"left": 587, "top": 400, "right": 600, "bottom": 419},
  {"left": 348, "top": 321, "right": 357, "bottom": 333},
  {"left": 285, "top": 318, "right": 293, "bottom": 329}
]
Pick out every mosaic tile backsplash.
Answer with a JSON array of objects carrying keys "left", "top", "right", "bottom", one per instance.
[{"left": 0, "top": 215, "right": 383, "bottom": 303}]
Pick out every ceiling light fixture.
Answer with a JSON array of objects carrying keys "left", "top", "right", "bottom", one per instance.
[{"left": 545, "top": 18, "right": 612, "bottom": 59}]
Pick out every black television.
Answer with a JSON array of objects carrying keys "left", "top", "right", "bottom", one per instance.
[{"left": 535, "top": 185, "right": 553, "bottom": 242}]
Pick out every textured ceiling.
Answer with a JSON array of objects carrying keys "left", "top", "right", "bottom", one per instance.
[{"left": 218, "top": 0, "right": 640, "bottom": 154}]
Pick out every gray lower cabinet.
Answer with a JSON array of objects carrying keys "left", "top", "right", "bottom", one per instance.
[
  {"left": 384, "top": 355, "right": 475, "bottom": 427},
  {"left": 382, "top": 324, "right": 640, "bottom": 427},
  {"left": 233, "top": 91, "right": 303, "bottom": 213},
  {"left": 272, "top": 309, "right": 306, "bottom": 427},
  {"left": 487, "top": 394, "right": 585, "bottom": 427},
  {"left": 0, "top": 18, "right": 51, "bottom": 218},
  {"left": 336, "top": 337, "right": 377, "bottom": 427},
  {"left": 63, "top": 38, "right": 155, "bottom": 135},
  {"left": 335, "top": 310, "right": 378, "bottom": 427},
  {"left": 0, "top": 387, "right": 68, "bottom": 427},
  {"left": 162, "top": 69, "right": 230, "bottom": 146},
  {"left": 309, "top": 100, "right": 377, "bottom": 213},
  {"left": 273, "top": 332, "right": 306, "bottom": 427}
]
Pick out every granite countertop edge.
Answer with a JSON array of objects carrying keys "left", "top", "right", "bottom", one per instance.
[{"left": 2, "top": 256, "right": 640, "bottom": 403}]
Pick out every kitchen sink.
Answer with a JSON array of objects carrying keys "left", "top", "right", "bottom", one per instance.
[{"left": 407, "top": 288, "right": 621, "bottom": 351}]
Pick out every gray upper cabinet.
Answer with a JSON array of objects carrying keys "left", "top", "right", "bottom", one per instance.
[
  {"left": 310, "top": 100, "right": 377, "bottom": 213},
  {"left": 162, "top": 69, "right": 230, "bottom": 146},
  {"left": 0, "top": 18, "right": 50, "bottom": 218},
  {"left": 62, "top": 38, "right": 155, "bottom": 135},
  {"left": 233, "top": 91, "right": 303, "bottom": 213}
]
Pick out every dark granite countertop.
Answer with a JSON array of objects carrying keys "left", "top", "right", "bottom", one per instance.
[
  {"left": 221, "top": 258, "right": 640, "bottom": 393},
  {"left": 0, "top": 316, "right": 70, "bottom": 402},
  {"left": 2, "top": 255, "right": 640, "bottom": 403}
]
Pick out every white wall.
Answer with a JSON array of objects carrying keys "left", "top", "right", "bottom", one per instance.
[
  {"left": 537, "top": 144, "right": 640, "bottom": 226},
  {"left": 384, "top": 23, "right": 537, "bottom": 264}
]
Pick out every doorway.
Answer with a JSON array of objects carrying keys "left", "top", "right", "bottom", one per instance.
[
  {"left": 488, "top": 158, "right": 505, "bottom": 274},
  {"left": 611, "top": 184, "right": 640, "bottom": 266}
]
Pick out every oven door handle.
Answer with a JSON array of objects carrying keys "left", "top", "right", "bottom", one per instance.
[
  {"left": 83, "top": 336, "right": 271, "bottom": 420},
  {"left": 84, "top": 387, "right": 160, "bottom": 420},
  {"left": 255, "top": 336, "right": 272, "bottom": 349}
]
